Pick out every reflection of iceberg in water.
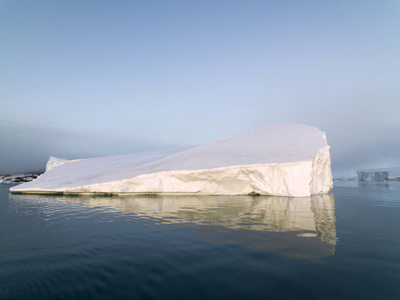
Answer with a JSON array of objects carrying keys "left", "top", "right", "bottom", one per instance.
[
  {"left": 77, "top": 194, "right": 336, "bottom": 245},
  {"left": 358, "top": 182, "right": 390, "bottom": 188},
  {"left": 10, "top": 193, "right": 336, "bottom": 261}
]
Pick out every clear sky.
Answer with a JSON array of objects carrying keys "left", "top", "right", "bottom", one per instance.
[{"left": 1, "top": 0, "right": 399, "bottom": 176}]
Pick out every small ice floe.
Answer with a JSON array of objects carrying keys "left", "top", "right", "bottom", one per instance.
[{"left": 0, "top": 180, "right": 13, "bottom": 185}]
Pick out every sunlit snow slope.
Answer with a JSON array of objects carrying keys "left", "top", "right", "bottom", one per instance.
[{"left": 10, "top": 123, "right": 333, "bottom": 196}]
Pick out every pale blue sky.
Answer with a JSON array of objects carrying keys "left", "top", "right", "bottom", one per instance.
[{"left": 1, "top": 1, "right": 399, "bottom": 175}]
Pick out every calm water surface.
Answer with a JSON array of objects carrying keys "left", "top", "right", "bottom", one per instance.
[{"left": 0, "top": 182, "right": 399, "bottom": 299}]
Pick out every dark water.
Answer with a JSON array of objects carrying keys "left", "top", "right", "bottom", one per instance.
[{"left": 0, "top": 183, "right": 399, "bottom": 299}]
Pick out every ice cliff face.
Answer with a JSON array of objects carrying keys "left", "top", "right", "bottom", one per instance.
[{"left": 10, "top": 123, "right": 333, "bottom": 196}]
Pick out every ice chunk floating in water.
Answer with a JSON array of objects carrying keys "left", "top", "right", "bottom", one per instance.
[{"left": 10, "top": 123, "right": 333, "bottom": 197}]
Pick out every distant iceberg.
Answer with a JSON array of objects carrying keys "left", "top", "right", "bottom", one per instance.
[{"left": 10, "top": 123, "right": 333, "bottom": 197}]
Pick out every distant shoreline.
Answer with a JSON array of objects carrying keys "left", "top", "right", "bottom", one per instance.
[{"left": 0, "top": 173, "right": 42, "bottom": 184}]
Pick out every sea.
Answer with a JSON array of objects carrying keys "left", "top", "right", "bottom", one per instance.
[{"left": 0, "top": 182, "right": 399, "bottom": 299}]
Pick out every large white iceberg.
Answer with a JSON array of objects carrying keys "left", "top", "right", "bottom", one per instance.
[{"left": 10, "top": 123, "right": 333, "bottom": 197}]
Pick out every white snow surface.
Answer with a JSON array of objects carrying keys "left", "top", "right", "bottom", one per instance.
[{"left": 10, "top": 123, "right": 333, "bottom": 196}]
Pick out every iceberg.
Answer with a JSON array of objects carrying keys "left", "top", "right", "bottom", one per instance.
[{"left": 10, "top": 123, "right": 333, "bottom": 197}]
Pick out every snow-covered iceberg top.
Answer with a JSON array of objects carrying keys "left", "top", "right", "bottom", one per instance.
[{"left": 10, "top": 123, "right": 333, "bottom": 196}]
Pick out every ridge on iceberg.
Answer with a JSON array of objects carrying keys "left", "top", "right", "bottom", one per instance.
[
  {"left": 46, "top": 156, "right": 80, "bottom": 171},
  {"left": 10, "top": 123, "right": 333, "bottom": 197}
]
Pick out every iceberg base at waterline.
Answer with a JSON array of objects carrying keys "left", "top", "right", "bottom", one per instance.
[{"left": 10, "top": 123, "right": 333, "bottom": 197}]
